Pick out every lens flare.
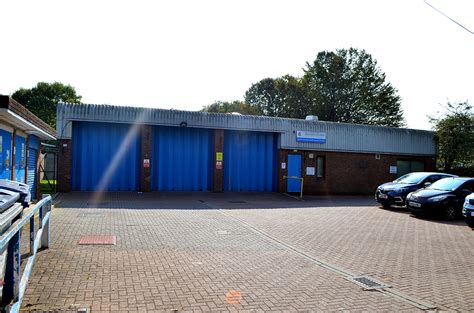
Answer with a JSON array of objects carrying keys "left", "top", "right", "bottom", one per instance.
[{"left": 89, "top": 109, "right": 150, "bottom": 206}]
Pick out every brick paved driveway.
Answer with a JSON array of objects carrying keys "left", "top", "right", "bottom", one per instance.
[{"left": 21, "top": 192, "right": 474, "bottom": 312}]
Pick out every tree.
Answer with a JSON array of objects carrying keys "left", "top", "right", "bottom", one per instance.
[
  {"left": 430, "top": 101, "right": 474, "bottom": 174},
  {"left": 201, "top": 100, "right": 261, "bottom": 115},
  {"left": 302, "top": 48, "right": 404, "bottom": 127},
  {"left": 244, "top": 75, "right": 308, "bottom": 118},
  {"left": 12, "top": 82, "right": 82, "bottom": 129}
]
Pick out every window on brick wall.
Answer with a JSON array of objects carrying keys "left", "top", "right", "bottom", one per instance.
[
  {"left": 316, "top": 156, "right": 325, "bottom": 178},
  {"left": 396, "top": 160, "right": 425, "bottom": 177}
]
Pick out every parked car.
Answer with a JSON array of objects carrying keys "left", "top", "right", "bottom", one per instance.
[
  {"left": 375, "top": 172, "right": 456, "bottom": 208},
  {"left": 462, "top": 193, "right": 474, "bottom": 227},
  {"left": 406, "top": 177, "right": 474, "bottom": 220}
]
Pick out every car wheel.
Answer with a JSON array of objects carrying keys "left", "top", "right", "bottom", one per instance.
[
  {"left": 382, "top": 204, "right": 391, "bottom": 209},
  {"left": 444, "top": 205, "right": 456, "bottom": 221},
  {"left": 466, "top": 220, "right": 474, "bottom": 228}
]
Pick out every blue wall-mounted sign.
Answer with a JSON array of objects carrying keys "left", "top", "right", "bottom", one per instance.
[{"left": 296, "top": 131, "right": 326, "bottom": 143}]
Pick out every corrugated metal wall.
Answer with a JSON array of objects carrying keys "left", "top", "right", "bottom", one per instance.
[
  {"left": 224, "top": 130, "right": 277, "bottom": 192},
  {"left": 0, "top": 129, "right": 12, "bottom": 180},
  {"left": 14, "top": 135, "right": 26, "bottom": 183},
  {"left": 57, "top": 103, "right": 436, "bottom": 156},
  {"left": 279, "top": 122, "right": 436, "bottom": 155},
  {"left": 72, "top": 121, "right": 140, "bottom": 191},
  {"left": 152, "top": 126, "right": 213, "bottom": 191}
]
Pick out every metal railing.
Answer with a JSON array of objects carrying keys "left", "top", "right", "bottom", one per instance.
[{"left": 0, "top": 195, "right": 52, "bottom": 312}]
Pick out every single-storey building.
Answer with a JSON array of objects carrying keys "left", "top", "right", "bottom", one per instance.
[
  {"left": 0, "top": 96, "right": 57, "bottom": 199},
  {"left": 56, "top": 103, "right": 436, "bottom": 195}
]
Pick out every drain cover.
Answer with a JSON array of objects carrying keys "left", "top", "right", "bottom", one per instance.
[
  {"left": 229, "top": 200, "right": 246, "bottom": 204},
  {"left": 351, "top": 276, "right": 389, "bottom": 290},
  {"left": 78, "top": 235, "right": 116, "bottom": 245}
]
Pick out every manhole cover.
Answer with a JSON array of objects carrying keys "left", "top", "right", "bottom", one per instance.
[
  {"left": 228, "top": 200, "right": 246, "bottom": 204},
  {"left": 351, "top": 276, "right": 389, "bottom": 290},
  {"left": 78, "top": 235, "right": 116, "bottom": 245}
]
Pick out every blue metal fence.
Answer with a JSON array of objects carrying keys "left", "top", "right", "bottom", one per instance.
[{"left": 0, "top": 195, "right": 52, "bottom": 312}]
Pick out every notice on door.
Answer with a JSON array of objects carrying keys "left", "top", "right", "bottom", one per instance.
[
  {"left": 306, "top": 167, "right": 315, "bottom": 176},
  {"left": 216, "top": 161, "right": 222, "bottom": 170},
  {"left": 216, "top": 152, "right": 223, "bottom": 161},
  {"left": 389, "top": 166, "right": 397, "bottom": 174},
  {"left": 143, "top": 159, "right": 150, "bottom": 168}
]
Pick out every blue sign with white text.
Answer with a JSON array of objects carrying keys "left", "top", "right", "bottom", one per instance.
[{"left": 296, "top": 131, "right": 326, "bottom": 144}]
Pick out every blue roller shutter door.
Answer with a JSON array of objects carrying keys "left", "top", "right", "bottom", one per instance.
[
  {"left": 224, "top": 131, "right": 277, "bottom": 192},
  {"left": 152, "top": 126, "right": 213, "bottom": 191},
  {"left": 27, "top": 148, "right": 37, "bottom": 199},
  {"left": 72, "top": 122, "right": 140, "bottom": 191}
]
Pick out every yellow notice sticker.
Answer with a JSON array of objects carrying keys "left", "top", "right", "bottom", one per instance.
[{"left": 216, "top": 152, "right": 223, "bottom": 161}]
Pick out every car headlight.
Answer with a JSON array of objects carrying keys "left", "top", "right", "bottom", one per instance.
[
  {"left": 428, "top": 195, "right": 449, "bottom": 202},
  {"left": 406, "top": 192, "right": 413, "bottom": 199}
]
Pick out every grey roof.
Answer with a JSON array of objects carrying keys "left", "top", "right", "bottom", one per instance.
[{"left": 57, "top": 102, "right": 436, "bottom": 156}]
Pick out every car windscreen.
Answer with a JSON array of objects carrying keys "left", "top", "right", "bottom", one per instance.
[
  {"left": 426, "top": 178, "right": 465, "bottom": 191},
  {"left": 393, "top": 173, "right": 428, "bottom": 184}
]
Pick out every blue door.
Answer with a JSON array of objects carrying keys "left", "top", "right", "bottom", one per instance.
[
  {"left": 224, "top": 130, "right": 277, "bottom": 192},
  {"left": 14, "top": 136, "right": 26, "bottom": 183},
  {"left": 72, "top": 122, "right": 141, "bottom": 191},
  {"left": 287, "top": 154, "right": 301, "bottom": 192},
  {"left": 152, "top": 126, "right": 213, "bottom": 191},
  {"left": 0, "top": 129, "right": 12, "bottom": 180}
]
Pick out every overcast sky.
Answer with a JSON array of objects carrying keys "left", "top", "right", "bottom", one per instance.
[{"left": 1, "top": 0, "right": 473, "bottom": 130}]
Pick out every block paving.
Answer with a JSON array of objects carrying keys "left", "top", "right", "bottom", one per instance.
[{"left": 18, "top": 192, "right": 474, "bottom": 312}]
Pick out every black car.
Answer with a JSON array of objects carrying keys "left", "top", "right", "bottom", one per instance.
[
  {"left": 375, "top": 172, "right": 455, "bottom": 208},
  {"left": 406, "top": 177, "right": 474, "bottom": 220}
]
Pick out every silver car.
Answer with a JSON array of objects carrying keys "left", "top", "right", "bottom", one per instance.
[{"left": 462, "top": 193, "right": 474, "bottom": 228}]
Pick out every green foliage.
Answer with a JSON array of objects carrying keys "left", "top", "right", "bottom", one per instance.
[
  {"left": 244, "top": 75, "right": 308, "bottom": 118},
  {"left": 241, "top": 48, "right": 404, "bottom": 127},
  {"left": 201, "top": 100, "right": 261, "bottom": 115},
  {"left": 430, "top": 101, "right": 474, "bottom": 173},
  {"left": 302, "top": 48, "right": 404, "bottom": 127},
  {"left": 12, "top": 82, "right": 82, "bottom": 129}
]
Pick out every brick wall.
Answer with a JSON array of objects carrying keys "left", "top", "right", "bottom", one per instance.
[
  {"left": 213, "top": 129, "right": 224, "bottom": 192},
  {"left": 57, "top": 139, "right": 72, "bottom": 192},
  {"left": 278, "top": 149, "right": 436, "bottom": 195},
  {"left": 140, "top": 125, "right": 152, "bottom": 192}
]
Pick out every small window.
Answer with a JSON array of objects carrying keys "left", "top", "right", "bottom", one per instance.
[{"left": 316, "top": 156, "right": 325, "bottom": 178}]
